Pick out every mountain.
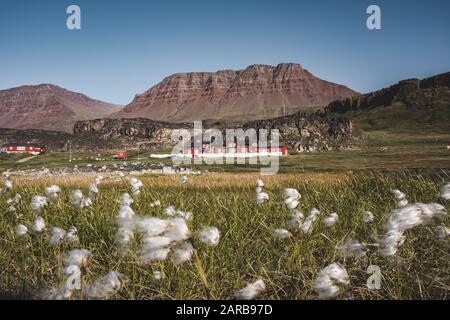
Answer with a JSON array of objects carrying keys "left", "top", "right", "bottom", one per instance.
[
  {"left": 116, "top": 63, "right": 357, "bottom": 123},
  {"left": 326, "top": 72, "right": 450, "bottom": 132},
  {"left": 0, "top": 84, "right": 123, "bottom": 133}
]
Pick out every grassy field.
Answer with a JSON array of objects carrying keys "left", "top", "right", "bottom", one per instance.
[
  {"left": 1, "top": 131, "right": 449, "bottom": 174},
  {"left": 0, "top": 172, "right": 448, "bottom": 300}
]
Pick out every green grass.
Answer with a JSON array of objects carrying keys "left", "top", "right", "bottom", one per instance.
[
  {"left": 0, "top": 172, "right": 448, "bottom": 299},
  {"left": 1, "top": 137, "right": 449, "bottom": 174}
]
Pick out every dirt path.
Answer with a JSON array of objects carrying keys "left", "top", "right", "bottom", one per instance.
[{"left": 15, "top": 156, "right": 36, "bottom": 163}]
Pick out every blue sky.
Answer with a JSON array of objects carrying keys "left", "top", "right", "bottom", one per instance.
[{"left": 0, "top": 0, "right": 449, "bottom": 105}]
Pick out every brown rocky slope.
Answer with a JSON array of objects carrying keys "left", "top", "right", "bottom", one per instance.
[
  {"left": 326, "top": 72, "right": 450, "bottom": 113},
  {"left": 116, "top": 63, "right": 357, "bottom": 123},
  {"left": 0, "top": 84, "right": 122, "bottom": 133}
]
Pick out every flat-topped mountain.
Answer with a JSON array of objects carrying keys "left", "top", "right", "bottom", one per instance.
[{"left": 116, "top": 63, "right": 357, "bottom": 123}]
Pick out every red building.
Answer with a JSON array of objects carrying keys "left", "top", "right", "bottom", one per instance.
[
  {"left": 116, "top": 149, "right": 128, "bottom": 159},
  {"left": 183, "top": 144, "right": 288, "bottom": 157},
  {"left": 4, "top": 143, "right": 46, "bottom": 155}
]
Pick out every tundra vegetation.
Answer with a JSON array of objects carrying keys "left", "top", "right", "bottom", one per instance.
[{"left": 0, "top": 172, "right": 448, "bottom": 300}]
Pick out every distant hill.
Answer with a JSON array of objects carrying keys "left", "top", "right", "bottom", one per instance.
[
  {"left": 0, "top": 84, "right": 123, "bottom": 133},
  {"left": 116, "top": 63, "right": 357, "bottom": 123},
  {"left": 326, "top": 72, "right": 450, "bottom": 132}
]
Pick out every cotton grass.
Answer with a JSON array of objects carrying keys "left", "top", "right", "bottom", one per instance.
[
  {"left": 312, "top": 263, "right": 349, "bottom": 299},
  {"left": 234, "top": 279, "right": 266, "bottom": 300}
]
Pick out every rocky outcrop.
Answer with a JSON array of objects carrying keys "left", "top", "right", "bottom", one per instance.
[
  {"left": 73, "top": 118, "right": 192, "bottom": 149},
  {"left": 238, "top": 111, "right": 354, "bottom": 152},
  {"left": 117, "top": 63, "right": 357, "bottom": 123},
  {"left": 326, "top": 72, "right": 450, "bottom": 114},
  {"left": 72, "top": 112, "right": 353, "bottom": 152},
  {"left": 0, "top": 84, "right": 122, "bottom": 133}
]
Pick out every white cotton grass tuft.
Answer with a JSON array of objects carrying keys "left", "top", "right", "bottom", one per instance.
[
  {"left": 120, "top": 193, "right": 134, "bottom": 206},
  {"left": 176, "top": 210, "right": 193, "bottom": 221},
  {"left": 31, "top": 195, "right": 49, "bottom": 213},
  {"left": 117, "top": 205, "right": 135, "bottom": 220},
  {"left": 256, "top": 192, "right": 269, "bottom": 205},
  {"left": 45, "top": 185, "right": 61, "bottom": 199},
  {"left": 441, "top": 183, "right": 450, "bottom": 200},
  {"left": 397, "top": 199, "right": 408, "bottom": 208},
  {"left": 234, "top": 279, "right": 266, "bottom": 300},
  {"left": 33, "top": 216, "right": 46, "bottom": 233},
  {"left": 313, "top": 263, "right": 349, "bottom": 299},
  {"left": 163, "top": 205, "right": 176, "bottom": 216},
  {"left": 283, "top": 188, "right": 301, "bottom": 200},
  {"left": 115, "top": 228, "right": 134, "bottom": 246},
  {"left": 256, "top": 179, "right": 264, "bottom": 188},
  {"left": 163, "top": 206, "right": 193, "bottom": 220},
  {"left": 136, "top": 216, "right": 193, "bottom": 264},
  {"left": 255, "top": 179, "right": 269, "bottom": 204},
  {"left": 4, "top": 179, "right": 13, "bottom": 190},
  {"left": 50, "top": 227, "right": 66, "bottom": 246},
  {"left": 393, "top": 189, "right": 408, "bottom": 208},
  {"left": 64, "top": 249, "right": 91, "bottom": 268},
  {"left": 323, "top": 212, "right": 339, "bottom": 227},
  {"left": 302, "top": 208, "right": 320, "bottom": 234},
  {"left": 138, "top": 235, "right": 173, "bottom": 264},
  {"left": 181, "top": 175, "right": 188, "bottom": 184},
  {"left": 95, "top": 175, "right": 104, "bottom": 185},
  {"left": 164, "top": 217, "right": 191, "bottom": 242},
  {"left": 65, "top": 226, "right": 79, "bottom": 243},
  {"left": 129, "top": 177, "right": 143, "bottom": 196},
  {"left": 84, "top": 271, "right": 125, "bottom": 300},
  {"left": 153, "top": 270, "right": 164, "bottom": 280},
  {"left": 337, "top": 239, "right": 366, "bottom": 258},
  {"left": 135, "top": 217, "right": 171, "bottom": 237},
  {"left": 393, "top": 189, "right": 406, "bottom": 201},
  {"left": 163, "top": 206, "right": 193, "bottom": 221},
  {"left": 283, "top": 188, "right": 301, "bottom": 209},
  {"left": 379, "top": 202, "right": 447, "bottom": 256},
  {"left": 89, "top": 183, "right": 99, "bottom": 201},
  {"left": 288, "top": 210, "right": 304, "bottom": 231},
  {"left": 116, "top": 205, "right": 136, "bottom": 231},
  {"left": 70, "top": 189, "right": 92, "bottom": 210},
  {"left": 143, "top": 236, "right": 173, "bottom": 251},
  {"left": 7, "top": 193, "right": 21, "bottom": 206},
  {"left": 171, "top": 241, "right": 194, "bottom": 265},
  {"left": 361, "top": 211, "right": 374, "bottom": 223},
  {"left": 16, "top": 224, "right": 28, "bottom": 237},
  {"left": 60, "top": 264, "right": 80, "bottom": 277},
  {"left": 140, "top": 247, "right": 171, "bottom": 264},
  {"left": 198, "top": 227, "right": 221, "bottom": 246},
  {"left": 273, "top": 228, "right": 292, "bottom": 239},
  {"left": 150, "top": 200, "right": 161, "bottom": 207}
]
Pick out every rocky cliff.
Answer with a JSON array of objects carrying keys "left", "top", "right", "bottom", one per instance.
[
  {"left": 238, "top": 111, "right": 354, "bottom": 152},
  {"left": 72, "top": 112, "right": 353, "bottom": 152},
  {"left": 73, "top": 118, "right": 192, "bottom": 149},
  {"left": 0, "top": 84, "right": 122, "bottom": 133},
  {"left": 326, "top": 72, "right": 450, "bottom": 113},
  {"left": 117, "top": 63, "right": 357, "bottom": 123}
]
